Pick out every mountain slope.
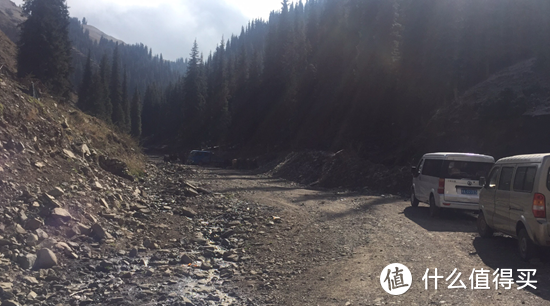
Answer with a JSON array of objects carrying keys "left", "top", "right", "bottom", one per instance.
[
  {"left": 82, "top": 24, "right": 124, "bottom": 45},
  {"left": 0, "top": 0, "right": 24, "bottom": 43},
  {"left": 413, "top": 57, "right": 550, "bottom": 160},
  {"left": 0, "top": 0, "right": 122, "bottom": 45}
]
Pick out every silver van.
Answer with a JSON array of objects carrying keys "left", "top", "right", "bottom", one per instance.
[
  {"left": 478, "top": 153, "right": 550, "bottom": 261},
  {"left": 411, "top": 153, "right": 495, "bottom": 217}
]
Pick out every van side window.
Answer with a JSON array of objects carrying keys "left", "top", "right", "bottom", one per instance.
[
  {"left": 513, "top": 167, "right": 537, "bottom": 193},
  {"left": 486, "top": 167, "right": 500, "bottom": 189},
  {"left": 421, "top": 159, "right": 443, "bottom": 177},
  {"left": 498, "top": 167, "right": 514, "bottom": 191}
]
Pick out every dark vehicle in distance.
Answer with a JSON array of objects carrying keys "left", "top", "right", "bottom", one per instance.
[
  {"left": 186, "top": 150, "right": 231, "bottom": 167},
  {"left": 187, "top": 150, "right": 214, "bottom": 165}
]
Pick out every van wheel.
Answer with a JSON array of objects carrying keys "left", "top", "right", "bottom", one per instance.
[
  {"left": 477, "top": 211, "right": 493, "bottom": 238},
  {"left": 429, "top": 195, "right": 440, "bottom": 218},
  {"left": 410, "top": 189, "right": 419, "bottom": 207},
  {"left": 518, "top": 228, "right": 536, "bottom": 261}
]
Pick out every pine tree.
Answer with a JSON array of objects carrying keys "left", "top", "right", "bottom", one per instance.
[
  {"left": 181, "top": 40, "right": 207, "bottom": 145},
  {"left": 99, "top": 53, "right": 112, "bottom": 122},
  {"left": 130, "top": 88, "right": 142, "bottom": 139},
  {"left": 18, "top": 0, "right": 73, "bottom": 95},
  {"left": 77, "top": 50, "right": 93, "bottom": 112},
  {"left": 110, "top": 45, "right": 124, "bottom": 128},
  {"left": 89, "top": 70, "right": 105, "bottom": 118},
  {"left": 142, "top": 83, "right": 161, "bottom": 137},
  {"left": 122, "top": 70, "right": 131, "bottom": 133}
]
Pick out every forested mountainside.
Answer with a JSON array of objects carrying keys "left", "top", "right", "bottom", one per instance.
[
  {"left": 136, "top": 0, "right": 550, "bottom": 163},
  {"left": 68, "top": 18, "right": 187, "bottom": 100},
  {"left": 3, "top": 0, "right": 550, "bottom": 165},
  {"left": 0, "top": 0, "right": 187, "bottom": 106}
]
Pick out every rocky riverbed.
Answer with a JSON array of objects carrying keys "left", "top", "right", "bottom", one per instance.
[{"left": 0, "top": 153, "right": 285, "bottom": 306}]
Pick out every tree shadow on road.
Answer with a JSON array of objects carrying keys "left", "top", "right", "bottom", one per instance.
[
  {"left": 473, "top": 236, "right": 550, "bottom": 302},
  {"left": 322, "top": 197, "right": 398, "bottom": 220},
  {"left": 403, "top": 206, "right": 478, "bottom": 233}
]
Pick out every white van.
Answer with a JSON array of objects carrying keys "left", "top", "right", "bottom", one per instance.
[
  {"left": 411, "top": 153, "right": 495, "bottom": 217},
  {"left": 478, "top": 154, "right": 550, "bottom": 261}
]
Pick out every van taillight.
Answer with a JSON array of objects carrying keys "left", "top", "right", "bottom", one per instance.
[
  {"left": 438, "top": 178, "right": 445, "bottom": 194},
  {"left": 533, "top": 193, "right": 546, "bottom": 218}
]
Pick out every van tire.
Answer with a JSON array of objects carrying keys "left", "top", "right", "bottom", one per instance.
[
  {"left": 429, "top": 195, "right": 440, "bottom": 217},
  {"left": 518, "top": 228, "right": 536, "bottom": 261},
  {"left": 477, "top": 211, "right": 493, "bottom": 238},
  {"left": 410, "top": 189, "right": 419, "bottom": 207}
]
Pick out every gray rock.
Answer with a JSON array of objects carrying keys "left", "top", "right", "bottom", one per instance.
[
  {"left": 33, "top": 248, "right": 58, "bottom": 270},
  {"left": 14, "top": 224, "right": 26, "bottom": 235},
  {"left": 22, "top": 276, "right": 39, "bottom": 285},
  {"left": 1, "top": 300, "right": 20, "bottom": 306},
  {"left": 65, "top": 226, "right": 80, "bottom": 238},
  {"left": 180, "top": 254, "right": 194, "bottom": 265},
  {"left": 99, "top": 156, "right": 134, "bottom": 181},
  {"left": 17, "top": 253, "right": 37, "bottom": 269},
  {"left": 180, "top": 207, "right": 197, "bottom": 218},
  {"left": 182, "top": 297, "right": 195, "bottom": 306},
  {"left": 184, "top": 187, "right": 199, "bottom": 197},
  {"left": 75, "top": 144, "right": 91, "bottom": 157},
  {"left": 35, "top": 229, "right": 48, "bottom": 240},
  {"left": 91, "top": 181, "right": 103, "bottom": 191},
  {"left": 143, "top": 238, "right": 159, "bottom": 249},
  {"left": 25, "top": 218, "right": 43, "bottom": 231},
  {"left": 26, "top": 234, "right": 38, "bottom": 246},
  {"left": 77, "top": 223, "right": 91, "bottom": 235},
  {"left": 0, "top": 282, "right": 13, "bottom": 293},
  {"left": 47, "top": 187, "right": 64, "bottom": 198},
  {"left": 33, "top": 162, "right": 45, "bottom": 169},
  {"left": 62, "top": 149, "right": 76, "bottom": 159},
  {"left": 91, "top": 223, "right": 108, "bottom": 240},
  {"left": 39, "top": 193, "right": 61, "bottom": 208},
  {"left": 129, "top": 247, "right": 139, "bottom": 257},
  {"left": 51, "top": 208, "right": 72, "bottom": 222}
]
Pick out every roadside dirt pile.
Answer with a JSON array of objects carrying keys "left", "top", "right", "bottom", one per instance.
[{"left": 270, "top": 151, "right": 410, "bottom": 194}]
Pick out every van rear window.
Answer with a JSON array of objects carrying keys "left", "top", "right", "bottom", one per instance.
[
  {"left": 422, "top": 159, "right": 443, "bottom": 177},
  {"left": 442, "top": 161, "right": 493, "bottom": 180}
]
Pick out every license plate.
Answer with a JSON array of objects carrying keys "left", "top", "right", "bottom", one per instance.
[{"left": 461, "top": 189, "right": 477, "bottom": 195}]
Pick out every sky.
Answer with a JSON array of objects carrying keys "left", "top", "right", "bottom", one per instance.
[{"left": 12, "top": 0, "right": 289, "bottom": 61}]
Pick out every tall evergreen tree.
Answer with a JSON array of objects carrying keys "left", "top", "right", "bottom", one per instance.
[
  {"left": 181, "top": 40, "right": 207, "bottom": 145},
  {"left": 98, "top": 53, "right": 112, "bottom": 122},
  {"left": 122, "top": 70, "right": 131, "bottom": 133},
  {"left": 77, "top": 50, "right": 93, "bottom": 112},
  {"left": 130, "top": 88, "right": 142, "bottom": 139},
  {"left": 110, "top": 45, "right": 124, "bottom": 128},
  {"left": 142, "top": 83, "right": 161, "bottom": 137},
  {"left": 18, "top": 0, "right": 73, "bottom": 95}
]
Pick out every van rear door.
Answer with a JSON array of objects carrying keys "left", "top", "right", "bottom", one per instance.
[{"left": 442, "top": 160, "right": 494, "bottom": 204}]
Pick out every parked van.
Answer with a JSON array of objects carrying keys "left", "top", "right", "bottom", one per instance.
[
  {"left": 477, "top": 153, "right": 550, "bottom": 261},
  {"left": 411, "top": 153, "right": 495, "bottom": 217}
]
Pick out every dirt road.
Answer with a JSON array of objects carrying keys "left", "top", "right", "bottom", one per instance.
[{"left": 198, "top": 167, "right": 550, "bottom": 306}]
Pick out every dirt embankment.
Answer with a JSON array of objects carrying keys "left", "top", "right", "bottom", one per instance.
[{"left": 269, "top": 151, "right": 411, "bottom": 195}]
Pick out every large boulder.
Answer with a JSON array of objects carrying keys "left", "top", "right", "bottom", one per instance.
[
  {"left": 17, "top": 253, "right": 37, "bottom": 269},
  {"left": 33, "top": 248, "right": 58, "bottom": 270},
  {"left": 50, "top": 208, "right": 72, "bottom": 224},
  {"left": 99, "top": 156, "right": 134, "bottom": 181}
]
